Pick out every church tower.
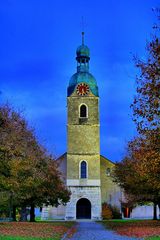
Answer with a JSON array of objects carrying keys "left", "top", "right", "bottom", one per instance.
[{"left": 66, "top": 33, "right": 101, "bottom": 220}]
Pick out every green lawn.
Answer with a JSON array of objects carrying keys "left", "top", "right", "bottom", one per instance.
[{"left": 146, "top": 237, "right": 160, "bottom": 240}]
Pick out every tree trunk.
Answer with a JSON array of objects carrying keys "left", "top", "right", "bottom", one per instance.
[
  {"left": 8, "top": 193, "right": 13, "bottom": 219},
  {"left": 153, "top": 202, "right": 157, "bottom": 220},
  {"left": 30, "top": 204, "right": 35, "bottom": 222},
  {"left": 12, "top": 206, "right": 16, "bottom": 221}
]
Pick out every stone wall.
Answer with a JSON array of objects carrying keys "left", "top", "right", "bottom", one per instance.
[
  {"left": 100, "top": 155, "right": 121, "bottom": 208},
  {"left": 67, "top": 154, "right": 100, "bottom": 179},
  {"left": 67, "top": 96, "right": 99, "bottom": 125},
  {"left": 65, "top": 186, "right": 101, "bottom": 220},
  {"left": 67, "top": 125, "right": 100, "bottom": 154}
]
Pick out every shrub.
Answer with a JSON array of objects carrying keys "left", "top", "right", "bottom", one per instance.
[
  {"left": 102, "top": 203, "right": 122, "bottom": 219},
  {"left": 102, "top": 203, "right": 113, "bottom": 219},
  {"left": 109, "top": 205, "right": 122, "bottom": 219}
]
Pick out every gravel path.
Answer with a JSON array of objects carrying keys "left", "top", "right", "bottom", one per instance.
[{"left": 64, "top": 221, "right": 143, "bottom": 240}]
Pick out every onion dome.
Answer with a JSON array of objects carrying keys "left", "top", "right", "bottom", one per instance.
[
  {"left": 67, "top": 32, "right": 99, "bottom": 97},
  {"left": 76, "top": 45, "right": 90, "bottom": 59}
]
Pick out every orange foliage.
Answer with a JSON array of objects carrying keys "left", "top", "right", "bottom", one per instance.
[{"left": 102, "top": 203, "right": 113, "bottom": 220}]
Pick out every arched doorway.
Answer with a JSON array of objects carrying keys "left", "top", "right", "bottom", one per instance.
[{"left": 76, "top": 198, "right": 91, "bottom": 219}]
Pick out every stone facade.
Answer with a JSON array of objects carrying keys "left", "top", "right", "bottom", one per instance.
[
  {"left": 65, "top": 186, "right": 101, "bottom": 220},
  {"left": 100, "top": 155, "right": 121, "bottom": 207},
  {"left": 67, "top": 154, "right": 100, "bottom": 180},
  {"left": 66, "top": 93, "right": 101, "bottom": 219},
  {"left": 67, "top": 96, "right": 99, "bottom": 156},
  {"left": 41, "top": 154, "right": 121, "bottom": 220}
]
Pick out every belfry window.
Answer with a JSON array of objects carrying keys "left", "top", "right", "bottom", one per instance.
[
  {"left": 80, "top": 104, "right": 88, "bottom": 118},
  {"left": 80, "top": 161, "right": 87, "bottom": 178}
]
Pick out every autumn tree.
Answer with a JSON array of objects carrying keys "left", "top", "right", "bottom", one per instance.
[
  {"left": 114, "top": 136, "right": 160, "bottom": 219},
  {"left": 14, "top": 148, "right": 70, "bottom": 222},
  {"left": 113, "top": 10, "right": 160, "bottom": 219},
  {"left": 0, "top": 104, "right": 70, "bottom": 221},
  {"left": 131, "top": 9, "right": 160, "bottom": 218}
]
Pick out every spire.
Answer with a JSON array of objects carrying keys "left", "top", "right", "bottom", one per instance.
[
  {"left": 82, "top": 31, "right": 84, "bottom": 45},
  {"left": 67, "top": 32, "right": 99, "bottom": 97},
  {"left": 76, "top": 32, "right": 90, "bottom": 73},
  {"left": 81, "top": 16, "right": 85, "bottom": 45}
]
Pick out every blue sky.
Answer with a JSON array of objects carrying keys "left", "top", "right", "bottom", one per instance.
[{"left": 0, "top": 0, "right": 159, "bottom": 161}]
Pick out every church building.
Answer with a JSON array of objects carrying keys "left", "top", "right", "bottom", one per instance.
[
  {"left": 41, "top": 33, "right": 121, "bottom": 220},
  {"left": 41, "top": 34, "right": 157, "bottom": 220}
]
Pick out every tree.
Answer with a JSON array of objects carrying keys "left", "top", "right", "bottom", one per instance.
[
  {"left": 113, "top": 136, "right": 160, "bottom": 219},
  {"left": 131, "top": 10, "right": 160, "bottom": 218},
  {"left": 113, "top": 10, "right": 160, "bottom": 219},
  {"left": 0, "top": 103, "right": 70, "bottom": 221},
  {"left": 15, "top": 151, "right": 70, "bottom": 222}
]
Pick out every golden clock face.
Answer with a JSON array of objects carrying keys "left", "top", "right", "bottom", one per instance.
[{"left": 76, "top": 83, "right": 90, "bottom": 96}]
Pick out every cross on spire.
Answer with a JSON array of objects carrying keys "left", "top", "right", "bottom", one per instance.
[
  {"left": 81, "top": 16, "right": 86, "bottom": 45},
  {"left": 82, "top": 31, "right": 84, "bottom": 45}
]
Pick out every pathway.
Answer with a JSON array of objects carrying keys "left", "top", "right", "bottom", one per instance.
[{"left": 64, "top": 221, "right": 143, "bottom": 240}]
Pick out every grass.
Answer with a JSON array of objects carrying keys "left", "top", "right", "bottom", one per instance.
[
  {"left": 0, "top": 221, "right": 75, "bottom": 240},
  {"left": 103, "top": 219, "right": 147, "bottom": 222},
  {"left": 0, "top": 237, "right": 54, "bottom": 240},
  {"left": 146, "top": 237, "right": 160, "bottom": 240},
  {"left": 102, "top": 219, "right": 160, "bottom": 239}
]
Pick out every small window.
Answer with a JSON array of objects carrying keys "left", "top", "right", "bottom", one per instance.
[
  {"left": 106, "top": 168, "right": 111, "bottom": 176},
  {"left": 80, "top": 161, "right": 87, "bottom": 178},
  {"left": 80, "top": 104, "right": 87, "bottom": 118}
]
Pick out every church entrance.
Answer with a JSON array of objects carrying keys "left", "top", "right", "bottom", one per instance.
[{"left": 76, "top": 198, "right": 91, "bottom": 219}]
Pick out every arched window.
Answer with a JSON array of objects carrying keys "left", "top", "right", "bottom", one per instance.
[
  {"left": 80, "top": 104, "right": 88, "bottom": 118},
  {"left": 80, "top": 161, "right": 87, "bottom": 178},
  {"left": 106, "top": 168, "right": 111, "bottom": 176}
]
